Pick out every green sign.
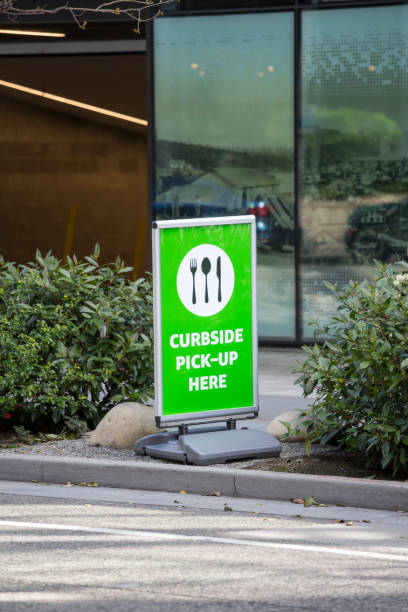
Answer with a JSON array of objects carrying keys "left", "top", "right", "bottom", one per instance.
[{"left": 153, "top": 216, "right": 257, "bottom": 425}]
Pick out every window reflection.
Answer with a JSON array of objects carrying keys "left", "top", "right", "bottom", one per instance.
[
  {"left": 153, "top": 13, "right": 295, "bottom": 339},
  {"left": 300, "top": 5, "right": 408, "bottom": 338}
]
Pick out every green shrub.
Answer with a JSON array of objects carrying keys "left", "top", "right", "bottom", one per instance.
[
  {"left": 0, "top": 246, "right": 153, "bottom": 429},
  {"left": 295, "top": 262, "right": 408, "bottom": 475}
]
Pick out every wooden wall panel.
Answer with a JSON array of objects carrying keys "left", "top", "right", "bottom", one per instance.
[{"left": 0, "top": 96, "right": 149, "bottom": 276}]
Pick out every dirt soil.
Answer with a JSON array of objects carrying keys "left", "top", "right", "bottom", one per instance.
[
  {"left": 248, "top": 445, "right": 407, "bottom": 482},
  {"left": 0, "top": 432, "right": 19, "bottom": 448}
]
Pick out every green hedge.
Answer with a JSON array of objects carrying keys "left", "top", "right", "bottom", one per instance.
[
  {"left": 295, "top": 262, "right": 408, "bottom": 475},
  {"left": 0, "top": 247, "right": 153, "bottom": 429}
]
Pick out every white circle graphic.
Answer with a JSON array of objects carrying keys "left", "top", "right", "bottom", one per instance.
[{"left": 177, "top": 244, "right": 235, "bottom": 317}]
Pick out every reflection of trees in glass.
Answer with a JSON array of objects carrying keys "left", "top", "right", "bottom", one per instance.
[
  {"left": 302, "top": 106, "right": 405, "bottom": 200},
  {"left": 303, "top": 159, "right": 408, "bottom": 201},
  {"left": 156, "top": 140, "right": 293, "bottom": 172},
  {"left": 307, "top": 107, "right": 401, "bottom": 156}
]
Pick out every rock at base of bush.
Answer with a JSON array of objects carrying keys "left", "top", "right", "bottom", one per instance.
[
  {"left": 89, "top": 402, "right": 158, "bottom": 450},
  {"left": 266, "top": 410, "right": 308, "bottom": 442}
]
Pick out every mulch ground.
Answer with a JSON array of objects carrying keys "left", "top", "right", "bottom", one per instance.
[{"left": 248, "top": 447, "right": 407, "bottom": 481}]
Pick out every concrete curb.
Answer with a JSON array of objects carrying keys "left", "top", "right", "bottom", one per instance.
[{"left": 0, "top": 453, "right": 407, "bottom": 512}]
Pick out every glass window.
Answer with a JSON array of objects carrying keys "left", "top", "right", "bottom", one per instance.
[
  {"left": 153, "top": 13, "right": 295, "bottom": 339},
  {"left": 300, "top": 5, "right": 408, "bottom": 339}
]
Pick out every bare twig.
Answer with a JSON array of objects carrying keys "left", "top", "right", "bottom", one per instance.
[{"left": 0, "top": 1, "right": 178, "bottom": 32}]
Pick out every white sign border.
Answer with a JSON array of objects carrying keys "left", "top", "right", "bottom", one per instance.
[{"left": 153, "top": 215, "right": 258, "bottom": 427}]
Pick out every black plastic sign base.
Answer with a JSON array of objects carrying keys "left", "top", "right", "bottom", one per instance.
[{"left": 134, "top": 426, "right": 282, "bottom": 466}]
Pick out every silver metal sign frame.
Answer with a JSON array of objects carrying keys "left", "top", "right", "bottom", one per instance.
[{"left": 152, "top": 215, "right": 258, "bottom": 427}]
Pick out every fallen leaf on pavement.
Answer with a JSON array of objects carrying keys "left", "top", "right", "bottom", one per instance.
[
  {"left": 204, "top": 491, "right": 222, "bottom": 497},
  {"left": 362, "top": 520, "right": 371, "bottom": 523},
  {"left": 304, "top": 496, "right": 318, "bottom": 508},
  {"left": 64, "top": 482, "right": 75, "bottom": 487},
  {"left": 294, "top": 515, "right": 303, "bottom": 519},
  {"left": 224, "top": 504, "right": 232, "bottom": 512},
  {"left": 292, "top": 498, "right": 304, "bottom": 505},
  {"left": 85, "top": 504, "right": 93, "bottom": 508},
  {"left": 346, "top": 521, "right": 354, "bottom": 526},
  {"left": 334, "top": 520, "right": 346, "bottom": 523},
  {"left": 179, "top": 490, "right": 187, "bottom": 495}
]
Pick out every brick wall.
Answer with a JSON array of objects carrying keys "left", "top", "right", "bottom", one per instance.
[{"left": 0, "top": 96, "right": 149, "bottom": 276}]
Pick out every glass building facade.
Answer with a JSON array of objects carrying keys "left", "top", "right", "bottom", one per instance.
[{"left": 151, "top": 1, "right": 408, "bottom": 343}]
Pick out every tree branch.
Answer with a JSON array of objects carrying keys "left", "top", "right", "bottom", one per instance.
[{"left": 0, "top": 1, "right": 178, "bottom": 32}]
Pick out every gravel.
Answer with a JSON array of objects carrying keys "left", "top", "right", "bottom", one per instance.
[{"left": 0, "top": 436, "right": 338, "bottom": 469}]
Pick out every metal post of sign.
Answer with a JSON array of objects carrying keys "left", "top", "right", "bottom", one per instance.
[{"left": 134, "top": 215, "right": 281, "bottom": 465}]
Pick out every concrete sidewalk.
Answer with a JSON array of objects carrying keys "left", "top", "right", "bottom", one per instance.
[{"left": 257, "top": 347, "right": 311, "bottom": 427}]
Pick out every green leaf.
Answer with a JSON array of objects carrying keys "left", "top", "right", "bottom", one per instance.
[
  {"left": 304, "top": 496, "right": 318, "bottom": 508},
  {"left": 320, "top": 428, "right": 341, "bottom": 445},
  {"left": 359, "top": 361, "right": 370, "bottom": 369}
]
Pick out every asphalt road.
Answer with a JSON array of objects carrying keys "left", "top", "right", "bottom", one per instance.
[{"left": 0, "top": 482, "right": 407, "bottom": 611}]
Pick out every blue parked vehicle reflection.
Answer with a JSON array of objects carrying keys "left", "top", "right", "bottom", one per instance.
[{"left": 246, "top": 196, "right": 294, "bottom": 251}]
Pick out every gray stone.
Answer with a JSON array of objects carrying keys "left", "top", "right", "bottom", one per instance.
[
  {"left": 89, "top": 402, "right": 159, "bottom": 450},
  {"left": 266, "top": 409, "right": 309, "bottom": 442}
]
